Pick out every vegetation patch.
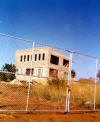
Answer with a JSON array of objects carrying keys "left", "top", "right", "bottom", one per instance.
[{"left": 0, "top": 64, "right": 16, "bottom": 82}]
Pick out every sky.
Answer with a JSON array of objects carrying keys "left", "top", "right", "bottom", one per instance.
[{"left": 0, "top": 0, "right": 100, "bottom": 78}]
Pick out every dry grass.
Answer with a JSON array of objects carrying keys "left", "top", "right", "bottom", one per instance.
[
  {"left": 29, "top": 78, "right": 100, "bottom": 109},
  {"left": 3, "top": 78, "right": 100, "bottom": 109},
  {"left": 30, "top": 84, "right": 66, "bottom": 101},
  {"left": 71, "top": 82, "right": 94, "bottom": 105},
  {"left": 70, "top": 78, "right": 100, "bottom": 109}
]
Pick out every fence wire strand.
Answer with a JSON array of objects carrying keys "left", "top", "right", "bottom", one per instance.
[{"left": 0, "top": 33, "right": 100, "bottom": 112}]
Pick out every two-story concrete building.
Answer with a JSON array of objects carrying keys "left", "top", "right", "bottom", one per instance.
[{"left": 15, "top": 47, "right": 71, "bottom": 83}]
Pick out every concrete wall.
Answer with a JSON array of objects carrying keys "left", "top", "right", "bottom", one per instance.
[
  {"left": 15, "top": 46, "right": 70, "bottom": 82},
  {"left": 48, "top": 47, "right": 70, "bottom": 80}
]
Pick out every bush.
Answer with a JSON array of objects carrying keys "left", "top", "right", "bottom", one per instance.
[
  {"left": 0, "top": 72, "right": 7, "bottom": 81},
  {"left": 0, "top": 72, "right": 16, "bottom": 82}
]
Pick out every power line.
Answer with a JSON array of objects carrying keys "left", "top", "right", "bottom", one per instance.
[
  {"left": 0, "top": 32, "right": 100, "bottom": 60},
  {"left": 0, "top": 33, "right": 32, "bottom": 43}
]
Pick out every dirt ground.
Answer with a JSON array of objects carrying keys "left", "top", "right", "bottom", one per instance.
[
  {"left": 0, "top": 112, "right": 100, "bottom": 122},
  {"left": 0, "top": 83, "right": 100, "bottom": 122}
]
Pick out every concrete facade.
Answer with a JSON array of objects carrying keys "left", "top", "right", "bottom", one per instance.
[{"left": 15, "top": 47, "right": 70, "bottom": 83}]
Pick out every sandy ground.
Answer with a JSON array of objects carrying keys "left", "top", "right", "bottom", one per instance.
[{"left": 0, "top": 112, "right": 100, "bottom": 122}]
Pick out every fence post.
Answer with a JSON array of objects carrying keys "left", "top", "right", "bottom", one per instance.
[
  {"left": 26, "top": 41, "right": 35, "bottom": 111},
  {"left": 94, "top": 58, "right": 98, "bottom": 111},
  {"left": 65, "top": 52, "right": 73, "bottom": 113}
]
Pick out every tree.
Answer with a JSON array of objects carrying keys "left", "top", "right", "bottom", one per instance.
[
  {"left": 0, "top": 72, "right": 7, "bottom": 81},
  {"left": 2, "top": 64, "right": 16, "bottom": 73},
  {"left": 97, "top": 70, "right": 100, "bottom": 81},
  {"left": 0, "top": 63, "right": 16, "bottom": 82},
  {"left": 71, "top": 69, "right": 76, "bottom": 78}
]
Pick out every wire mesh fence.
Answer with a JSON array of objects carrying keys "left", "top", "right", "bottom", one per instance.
[
  {"left": 0, "top": 36, "right": 32, "bottom": 111},
  {"left": 70, "top": 54, "right": 96, "bottom": 111},
  {"left": 27, "top": 43, "right": 70, "bottom": 112},
  {"left": 0, "top": 33, "right": 100, "bottom": 112}
]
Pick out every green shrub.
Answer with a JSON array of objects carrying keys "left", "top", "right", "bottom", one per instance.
[
  {"left": 0, "top": 72, "right": 7, "bottom": 81},
  {"left": 0, "top": 72, "right": 16, "bottom": 82}
]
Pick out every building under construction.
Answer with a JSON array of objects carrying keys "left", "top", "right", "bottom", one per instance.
[{"left": 15, "top": 47, "right": 71, "bottom": 83}]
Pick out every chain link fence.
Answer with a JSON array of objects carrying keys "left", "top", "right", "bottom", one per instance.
[{"left": 0, "top": 33, "right": 100, "bottom": 112}]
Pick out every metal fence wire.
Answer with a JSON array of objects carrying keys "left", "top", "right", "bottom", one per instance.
[{"left": 0, "top": 33, "right": 100, "bottom": 112}]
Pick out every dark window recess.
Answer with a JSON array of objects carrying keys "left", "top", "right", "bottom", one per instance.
[
  {"left": 50, "top": 55, "right": 59, "bottom": 65},
  {"left": 42, "top": 53, "right": 45, "bottom": 60},
  {"left": 39, "top": 54, "right": 41, "bottom": 60},
  {"left": 20, "top": 56, "right": 23, "bottom": 62},
  {"left": 24, "top": 55, "right": 26, "bottom": 62},
  {"left": 26, "top": 68, "right": 34, "bottom": 75},
  {"left": 27, "top": 55, "right": 30, "bottom": 61},
  {"left": 35, "top": 54, "right": 37, "bottom": 61},
  {"left": 63, "top": 59, "right": 69, "bottom": 67},
  {"left": 49, "top": 68, "right": 58, "bottom": 78}
]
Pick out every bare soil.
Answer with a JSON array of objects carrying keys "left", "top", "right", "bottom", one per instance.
[{"left": 0, "top": 112, "right": 100, "bottom": 122}]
